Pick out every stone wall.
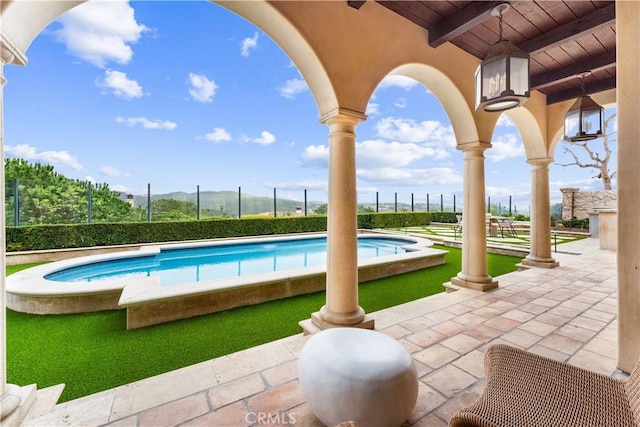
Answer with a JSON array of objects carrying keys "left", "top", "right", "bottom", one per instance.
[{"left": 560, "top": 188, "right": 617, "bottom": 220}]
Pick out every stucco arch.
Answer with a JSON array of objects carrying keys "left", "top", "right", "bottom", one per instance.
[
  {"left": 505, "top": 104, "right": 548, "bottom": 161},
  {"left": 215, "top": 1, "right": 338, "bottom": 119},
  {"left": 382, "top": 63, "right": 479, "bottom": 146},
  {"left": 1, "top": 0, "right": 84, "bottom": 65},
  {"left": 0, "top": 0, "right": 339, "bottom": 121}
]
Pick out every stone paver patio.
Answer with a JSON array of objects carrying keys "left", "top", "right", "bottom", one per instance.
[{"left": 20, "top": 237, "right": 621, "bottom": 427}]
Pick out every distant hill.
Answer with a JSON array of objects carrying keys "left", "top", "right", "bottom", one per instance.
[{"left": 129, "top": 191, "right": 324, "bottom": 217}]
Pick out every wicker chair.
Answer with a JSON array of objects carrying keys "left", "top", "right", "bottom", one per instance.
[{"left": 449, "top": 344, "right": 640, "bottom": 427}]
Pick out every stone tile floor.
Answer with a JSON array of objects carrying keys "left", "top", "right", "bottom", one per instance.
[{"left": 21, "top": 237, "right": 621, "bottom": 427}]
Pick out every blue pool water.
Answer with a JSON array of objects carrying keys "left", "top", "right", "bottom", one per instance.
[{"left": 45, "top": 236, "right": 414, "bottom": 286}]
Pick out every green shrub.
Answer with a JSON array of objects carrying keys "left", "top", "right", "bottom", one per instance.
[
  {"left": 562, "top": 217, "right": 589, "bottom": 229},
  {"left": 6, "top": 212, "right": 439, "bottom": 252}
]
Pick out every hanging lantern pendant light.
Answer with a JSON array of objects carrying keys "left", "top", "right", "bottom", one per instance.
[
  {"left": 475, "top": 3, "right": 530, "bottom": 112},
  {"left": 563, "top": 72, "right": 604, "bottom": 142}
]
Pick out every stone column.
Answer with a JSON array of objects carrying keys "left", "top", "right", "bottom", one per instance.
[
  {"left": 616, "top": 0, "right": 640, "bottom": 373},
  {"left": 448, "top": 141, "right": 498, "bottom": 292},
  {"left": 0, "top": 48, "right": 21, "bottom": 425},
  {"left": 521, "top": 159, "right": 558, "bottom": 269},
  {"left": 307, "top": 108, "right": 374, "bottom": 332}
]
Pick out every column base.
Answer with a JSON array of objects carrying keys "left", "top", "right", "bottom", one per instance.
[
  {"left": 299, "top": 311, "right": 375, "bottom": 335},
  {"left": 519, "top": 256, "right": 560, "bottom": 269},
  {"left": 445, "top": 274, "right": 498, "bottom": 292},
  {"left": 1, "top": 383, "right": 37, "bottom": 427}
]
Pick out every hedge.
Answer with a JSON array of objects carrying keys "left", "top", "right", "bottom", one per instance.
[{"left": 6, "top": 211, "right": 459, "bottom": 252}]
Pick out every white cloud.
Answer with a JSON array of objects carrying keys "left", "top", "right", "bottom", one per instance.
[
  {"left": 204, "top": 128, "right": 232, "bottom": 143},
  {"left": 99, "top": 165, "right": 125, "bottom": 177},
  {"left": 264, "top": 180, "right": 327, "bottom": 191},
  {"left": 115, "top": 116, "right": 177, "bottom": 130},
  {"left": 496, "top": 114, "right": 515, "bottom": 127},
  {"left": 486, "top": 133, "right": 525, "bottom": 162},
  {"left": 394, "top": 98, "right": 407, "bottom": 109},
  {"left": 378, "top": 75, "right": 420, "bottom": 91},
  {"left": 240, "top": 32, "right": 259, "bottom": 57},
  {"left": 300, "top": 144, "right": 328, "bottom": 167},
  {"left": 188, "top": 73, "right": 217, "bottom": 103},
  {"left": 96, "top": 70, "right": 143, "bottom": 99},
  {"left": 357, "top": 167, "right": 462, "bottom": 186},
  {"left": 243, "top": 131, "right": 276, "bottom": 145},
  {"left": 110, "top": 184, "right": 130, "bottom": 193},
  {"left": 357, "top": 139, "right": 442, "bottom": 168},
  {"left": 375, "top": 117, "right": 456, "bottom": 150},
  {"left": 357, "top": 186, "right": 379, "bottom": 194},
  {"left": 485, "top": 185, "right": 530, "bottom": 198},
  {"left": 52, "top": 0, "right": 149, "bottom": 68},
  {"left": 279, "top": 78, "right": 308, "bottom": 99},
  {"left": 302, "top": 138, "right": 450, "bottom": 171},
  {"left": 366, "top": 102, "right": 380, "bottom": 117},
  {"left": 5, "top": 144, "right": 84, "bottom": 170}
]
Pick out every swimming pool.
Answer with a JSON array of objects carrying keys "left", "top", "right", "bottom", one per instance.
[
  {"left": 44, "top": 236, "right": 412, "bottom": 286},
  {"left": 7, "top": 233, "right": 447, "bottom": 328}
]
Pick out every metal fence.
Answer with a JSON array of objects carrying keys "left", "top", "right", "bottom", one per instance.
[{"left": 5, "top": 179, "right": 527, "bottom": 226}]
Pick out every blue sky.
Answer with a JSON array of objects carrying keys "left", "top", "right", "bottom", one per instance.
[{"left": 3, "top": 0, "right": 616, "bottom": 212}]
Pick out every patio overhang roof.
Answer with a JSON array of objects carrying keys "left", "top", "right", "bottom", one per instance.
[{"left": 351, "top": 0, "right": 616, "bottom": 105}]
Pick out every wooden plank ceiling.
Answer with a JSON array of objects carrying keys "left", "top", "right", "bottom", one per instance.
[{"left": 349, "top": 0, "right": 616, "bottom": 105}]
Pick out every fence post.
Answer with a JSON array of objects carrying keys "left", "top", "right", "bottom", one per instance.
[
  {"left": 376, "top": 191, "right": 379, "bottom": 212},
  {"left": 394, "top": 192, "right": 398, "bottom": 212},
  {"left": 440, "top": 194, "right": 443, "bottom": 212},
  {"left": 87, "top": 182, "right": 92, "bottom": 223},
  {"left": 13, "top": 178, "right": 19, "bottom": 226},
  {"left": 427, "top": 193, "right": 429, "bottom": 212},
  {"left": 487, "top": 196, "right": 491, "bottom": 214},
  {"left": 147, "top": 183, "right": 151, "bottom": 222},
  {"left": 453, "top": 194, "right": 456, "bottom": 212},
  {"left": 304, "top": 189, "right": 307, "bottom": 216},
  {"left": 238, "top": 186, "right": 242, "bottom": 218},
  {"left": 196, "top": 185, "right": 200, "bottom": 220},
  {"left": 509, "top": 195, "right": 512, "bottom": 215},
  {"left": 273, "top": 188, "right": 277, "bottom": 217},
  {"left": 411, "top": 193, "right": 414, "bottom": 212}
]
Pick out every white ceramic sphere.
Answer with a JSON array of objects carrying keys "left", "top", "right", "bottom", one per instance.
[{"left": 298, "top": 327, "right": 418, "bottom": 427}]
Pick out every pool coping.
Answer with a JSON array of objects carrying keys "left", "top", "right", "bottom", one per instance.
[{"left": 6, "top": 232, "right": 447, "bottom": 329}]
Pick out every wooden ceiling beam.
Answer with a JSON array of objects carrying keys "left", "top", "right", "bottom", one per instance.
[
  {"left": 347, "top": 1, "right": 367, "bottom": 10},
  {"left": 531, "top": 51, "right": 616, "bottom": 90},
  {"left": 546, "top": 76, "right": 616, "bottom": 105},
  {"left": 518, "top": 3, "right": 615, "bottom": 55},
  {"left": 428, "top": 1, "right": 504, "bottom": 48}
]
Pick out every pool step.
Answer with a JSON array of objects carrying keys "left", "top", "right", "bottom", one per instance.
[
  {"left": 1, "top": 383, "right": 37, "bottom": 427},
  {"left": 20, "top": 383, "right": 65, "bottom": 426}
]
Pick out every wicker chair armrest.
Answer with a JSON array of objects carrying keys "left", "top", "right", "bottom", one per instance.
[{"left": 449, "top": 344, "right": 636, "bottom": 427}]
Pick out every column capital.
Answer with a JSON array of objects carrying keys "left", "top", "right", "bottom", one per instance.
[
  {"left": 456, "top": 140, "right": 492, "bottom": 152},
  {"left": 1, "top": 33, "right": 28, "bottom": 66},
  {"left": 319, "top": 107, "right": 367, "bottom": 125},
  {"left": 527, "top": 157, "right": 553, "bottom": 167}
]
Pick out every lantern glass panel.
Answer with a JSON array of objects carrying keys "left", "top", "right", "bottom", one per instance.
[
  {"left": 564, "top": 110, "right": 580, "bottom": 139},
  {"left": 475, "top": 66, "right": 482, "bottom": 108},
  {"left": 510, "top": 57, "right": 529, "bottom": 97},
  {"left": 582, "top": 108, "right": 602, "bottom": 135},
  {"left": 482, "top": 58, "right": 507, "bottom": 101}
]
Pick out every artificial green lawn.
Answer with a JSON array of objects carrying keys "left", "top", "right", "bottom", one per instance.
[{"left": 6, "top": 245, "right": 521, "bottom": 402}]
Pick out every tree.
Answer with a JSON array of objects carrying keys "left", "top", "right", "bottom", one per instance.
[
  {"left": 313, "top": 203, "right": 328, "bottom": 215},
  {"left": 4, "top": 158, "right": 139, "bottom": 225},
  {"left": 357, "top": 204, "right": 375, "bottom": 213},
  {"left": 152, "top": 199, "right": 197, "bottom": 221},
  {"left": 556, "top": 112, "right": 617, "bottom": 190}
]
